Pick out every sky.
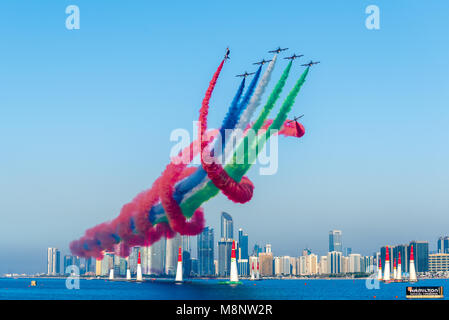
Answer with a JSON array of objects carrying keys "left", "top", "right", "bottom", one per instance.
[{"left": 0, "top": 0, "right": 448, "bottom": 274}]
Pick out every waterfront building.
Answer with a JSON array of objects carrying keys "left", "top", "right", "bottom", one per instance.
[
  {"left": 348, "top": 254, "right": 362, "bottom": 273},
  {"left": 197, "top": 227, "right": 214, "bottom": 276},
  {"left": 148, "top": 238, "right": 166, "bottom": 275},
  {"left": 327, "top": 251, "right": 342, "bottom": 274},
  {"left": 429, "top": 253, "right": 449, "bottom": 272},
  {"left": 409, "top": 241, "right": 429, "bottom": 272},
  {"left": 319, "top": 256, "right": 328, "bottom": 274},
  {"left": 329, "top": 230, "right": 342, "bottom": 252},
  {"left": 221, "top": 212, "right": 233, "bottom": 240},
  {"left": 166, "top": 234, "right": 181, "bottom": 276},
  {"left": 218, "top": 239, "right": 233, "bottom": 276},
  {"left": 47, "top": 247, "right": 60, "bottom": 275},
  {"left": 437, "top": 236, "right": 449, "bottom": 254},
  {"left": 259, "top": 252, "right": 273, "bottom": 276}
]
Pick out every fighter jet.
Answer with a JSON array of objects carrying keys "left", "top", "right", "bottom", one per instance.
[
  {"left": 286, "top": 115, "right": 305, "bottom": 138},
  {"left": 224, "top": 47, "right": 230, "bottom": 60},
  {"left": 253, "top": 58, "right": 272, "bottom": 66},
  {"left": 287, "top": 114, "right": 304, "bottom": 124},
  {"left": 236, "top": 71, "right": 255, "bottom": 78},
  {"left": 268, "top": 47, "right": 288, "bottom": 54},
  {"left": 301, "top": 60, "right": 320, "bottom": 67},
  {"left": 284, "top": 53, "right": 304, "bottom": 61}
]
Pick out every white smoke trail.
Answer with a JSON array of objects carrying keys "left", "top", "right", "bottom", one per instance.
[
  {"left": 223, "top": 54, "right": 277, "bottom": 165},
  {"left": 181, "top": 55, "right": 278, "bottom": 202}
]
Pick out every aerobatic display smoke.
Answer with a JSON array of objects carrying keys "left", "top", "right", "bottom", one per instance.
[{"left": 70, "top": 51, "right": 312, "bottom": 259}]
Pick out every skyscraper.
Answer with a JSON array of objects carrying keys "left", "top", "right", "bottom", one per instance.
[
  {"left": 409, "top": 241, "right": 429, "bottom": 272},
  {"left": 259, "top": 252, "right": 273, "bottom": 276},
  {"left": 437, "top": 236, "right": 449, "bottom": 254},
  {"left": 47, "top": 247, "right": 60, "bottom": 275},
  {"left": 238, "top": 229, "right": 249, "bottom": 259},
  {"left": 148, "top": 238, "right": 166, "bottom": 275},
  {"left": 218, "top": 239, "right": 233, "bottom": 276},
  {"left": 329, "top": 230, "right": 342, "bottom": 252},
  {"left": 327, "top": 251, "right": 342, "bottom": 274},
  {"left": 63, "top": 255, "right": 74, "bottom": 275},
  {"left": 198, "top": 227, "right": 214, "bottom": 276},
  {"left": 165, "top": 233, "right": 181, "bottom": 276},
  {"left": 221, "top": 212, "right": 233, "bottom": 240}
]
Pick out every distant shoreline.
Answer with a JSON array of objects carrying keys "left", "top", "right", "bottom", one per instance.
[{"left": 2, "top": 276, "right": 449, "bottom": 281}]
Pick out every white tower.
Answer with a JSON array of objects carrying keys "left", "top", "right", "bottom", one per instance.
[
  {"left": 175, "top": 247, "right": 183, "bottom": 282},
  {"left": 230, "top": 240, "right": 239, "bottom": 283},
  {"left": 409, "top": 244, "right": 417, "bottom": 282},
  {"left": 109, "top": 268, "right": 114, "bottom": 280},
  {"left": 136, "top": 251, "right": 143, "bottom": 282},
  {"left": 383, "top": 246, "right": 391, "bottom": 282},
  {"left": 126, "top": 257, "right": 131, "bottom": 280},
  {"left": 397, "top": 251, "right": 402, "bottom": 281},
  {"left": 377, "top": 258, "right": 382, "bottom": 281}
]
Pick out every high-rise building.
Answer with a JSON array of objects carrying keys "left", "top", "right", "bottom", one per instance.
[
  {"left": 165, "top": 234, "right": 181, "bottom": 276},
  {"left": 327, "top": 251, "right": 342, "bottom": 274},
  {"left": 392, "top": 244, "right": 409, "bottom": 273},
  {"left": 101, "top": 252, "right": 114, "bottom": 276},
  {"left": 265, "top": 244, "right": 272, "bottom": 253},
  {"left": 238, "top": 229, "right": 249, "bottom": 260},
  {"left": 218, "top": 239, "right": 233, "bottom": 276},
  {"left": 429, "top": 253, "right": 449, "bottom": 272},
  {"left": 329, "top": 230, "right": 342, "bottom": 252},
  {"left": 348, "top": 254, "right": 362, "bottom": 273},
  {"left": 198, "top": 227, "right": 214, "bottom": 276},
  {"left": 221, "top": 212, "right": 233, "bottom": 240},
  {"left": 141, "top": 246, "right": 149, "bottom": 274},
  {"left": 95, "top": 258, "right": 102, "bottom": 276},
  {"left": 252, "top": 244, "right": 262, "bottom": 256},
  {"left": 299, "top": 253, "right": 318, "bottom": 275},
  {"left": 319, "top": 256, "right": 328, "bottom": 274},
  {"left": 259, "top": 252, "right": 273, "bottom": 276},
  {"left": 409, "top": 241, "right": 429, "bottom": 272},
  {"left": 182, "top": 251, "right": 191, "bottom": 277},
  {"left": 237, "top": 259, "right": 249, "bottom": 276},
  {"left": 341, "top": 256, "right": 349, "bottom": 273},
  {"left": 129, "top": 247, "right": 139, "bottom": 274},
  {"left": 63, "top": 255, "right": 74, "bottom": 275},
  {"left": 182, "top": 236, "right": 192, "bottom": 255},
  {"left": 238, "top": 228, "right": 249, "bottom": 274},
  {"left": 437, "top": 236, "right": 449, "bottom": 254},
  {"left": 148, "top": 238, "right": 166, "bottom": 275},
  {"left": 47, "top": 248, "right": 60, "bottom": 275}
]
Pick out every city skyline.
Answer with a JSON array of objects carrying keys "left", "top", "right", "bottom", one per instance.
[{"left": 6, "top": 215, "right": 449, "bottom": 276}]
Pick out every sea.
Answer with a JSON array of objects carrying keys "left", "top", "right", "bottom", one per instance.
[{"left": 0, "top": 278, "right": 447, "bottom": 300}]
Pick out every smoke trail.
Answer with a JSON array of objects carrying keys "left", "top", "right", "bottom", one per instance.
[
  {"left": 183, "top": 60, "right": 292, "bottom": 203},
  {"left": 235, "top": 55, "right": 278, "bottom": 131},
  {"left": 70, "top": 59, "right": 225, "bottom": 258},
  {"left": 180, "top": 66, "right": 309, "bottom": 217}
]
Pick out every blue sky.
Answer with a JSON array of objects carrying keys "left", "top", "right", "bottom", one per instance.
[{"left": 0, "top": 0, "right": 448, "bottom": 273}]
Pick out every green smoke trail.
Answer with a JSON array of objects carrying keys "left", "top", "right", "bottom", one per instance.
[{"left": 179, "top": 66, "right": 309, "bottom": 218}]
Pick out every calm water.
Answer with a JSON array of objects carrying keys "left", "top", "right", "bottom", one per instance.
[{"left": 0, "top": 278, "right": 447, "bottom": 300}]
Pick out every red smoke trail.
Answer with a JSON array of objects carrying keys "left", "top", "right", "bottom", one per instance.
[
  {"left": 197, "top": 60, "right": 256, "bottom": 204},
  {"left": 159, "top": 60, "right": 225, "bottom": 233},
  {"left": 70, "top": 60, "right": 226, "bottom": 258}
]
